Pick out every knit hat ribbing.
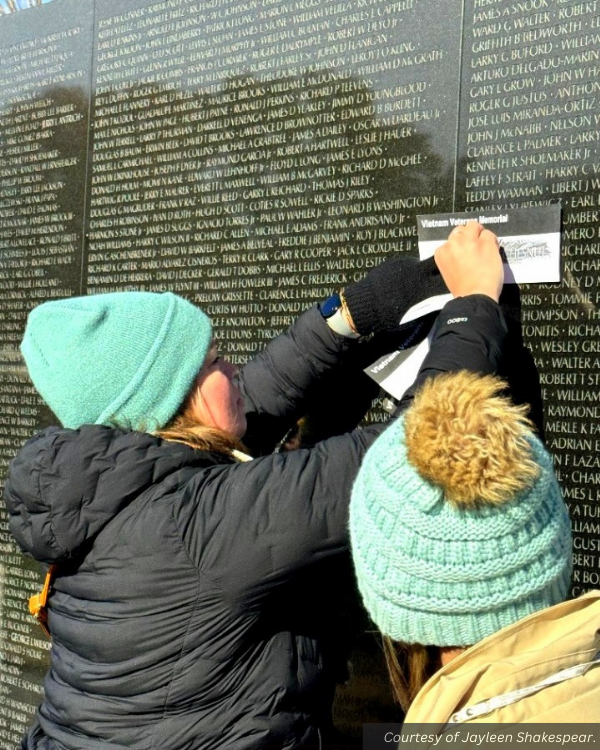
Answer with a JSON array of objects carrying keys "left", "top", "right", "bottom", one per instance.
[
  {"left": 21, "top": 292, "right": 212, "bottom": 431},
  {"left": 350, "top": 373, "right": 572, "bottom": 647}
]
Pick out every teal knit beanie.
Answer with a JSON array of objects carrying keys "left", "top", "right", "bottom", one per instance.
[
  {"left": 350, "top": 372, "right": 572, "bottom": 647},
  {"left": 21, "top": 292, "right": 212, "bottom": 431}
]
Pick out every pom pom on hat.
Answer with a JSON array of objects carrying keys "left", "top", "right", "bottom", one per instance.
[
  {"left": 21, "top": 291, "right": 212, "bottom": 431},
  {"left": 350, "top": 372, "right": 572, "bottom": 647},
  {"left": 404, "top": 371, "right": 541, "bottom": 506}
]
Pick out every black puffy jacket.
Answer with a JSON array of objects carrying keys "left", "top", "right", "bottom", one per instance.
[{"left": 5, "top": 299, "right": 507, "bottom": 750}]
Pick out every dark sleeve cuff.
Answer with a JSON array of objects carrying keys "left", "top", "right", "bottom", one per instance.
[{"left": 397, "top": 294, "right": 508, "bottom": 411}]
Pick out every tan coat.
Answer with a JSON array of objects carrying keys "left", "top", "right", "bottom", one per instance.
[{"left": 404, "top": 591, "right": 600, "bottom": 725}]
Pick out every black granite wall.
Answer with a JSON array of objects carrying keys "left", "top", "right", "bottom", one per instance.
[{"left": 0, "top": 0, "right": 599, "bottom": 745}]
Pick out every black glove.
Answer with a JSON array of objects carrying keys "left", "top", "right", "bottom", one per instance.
[{"left": 343, "top": 256, "right": 448, "bottom": 336}]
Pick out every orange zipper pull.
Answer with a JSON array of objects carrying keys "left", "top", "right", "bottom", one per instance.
[{"left": 28, "top": 564, "right": 57, "bottom": 638}]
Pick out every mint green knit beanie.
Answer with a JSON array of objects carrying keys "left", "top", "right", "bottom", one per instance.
[
  {"left": 21, "top": 292, "right": 212, "bottom": 431},
  {"left": 350, "top": 372, "right": 572, "bottom": 647}
]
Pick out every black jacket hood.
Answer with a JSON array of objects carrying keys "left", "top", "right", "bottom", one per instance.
[{"left": 3, "top": 425, "right": 228, "bottom": 565}]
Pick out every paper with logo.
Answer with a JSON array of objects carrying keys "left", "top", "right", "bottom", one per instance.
[
  {"left": 364, "top": 293, "right": 452, "bottom": 400},
  {"left": 416, "top": 204, "right": 561, "bottom": 283}
]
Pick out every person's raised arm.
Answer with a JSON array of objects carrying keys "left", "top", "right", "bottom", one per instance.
[
  {"left": 399, "top": 221, "right": 507, "bottom": 409},
  {"left": 179, "top": 225, "right": 512, "bottom": 590},
  {"left": 239, "top": 255, "right": 447, "bottom": 451}
]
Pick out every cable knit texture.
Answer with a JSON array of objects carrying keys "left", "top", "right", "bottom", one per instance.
[
  {"left": 350, "top": 373, "right": 572, "bottom": 647},
  {"left": 21, "top": 291, "right": 212, "bottom": 431}
]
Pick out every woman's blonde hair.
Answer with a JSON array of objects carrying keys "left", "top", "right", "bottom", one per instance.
[
  {"left": 154, "top": 379, "right": 247, "bottom": 456},
  {"left": 155, "top": 412, "right": 247, "bottom": 455},
  {"left": 382, "top": 637, "right": 439, "bottom": 713}
]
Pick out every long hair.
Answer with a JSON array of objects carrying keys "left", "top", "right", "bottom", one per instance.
[
  {"left": 382, "top": 637, "right": 440, "bottom": 713},
  {"left": 155, "top": 412, "right": 247, "bottom": 455}
]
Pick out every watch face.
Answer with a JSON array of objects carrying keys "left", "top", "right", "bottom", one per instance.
[{"left": 320, "top": 293, "right": 341, "bottom": 318}]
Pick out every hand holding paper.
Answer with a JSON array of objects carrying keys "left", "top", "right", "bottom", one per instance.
[
  {"left": 364, "top": 221, "right": 504, "bottom": 401},
  {"left": 434, "top": 221, "right": 504, "bottom": 302},
  {"left": 417, "top": 204, "right": 562, "bottom": 284}
]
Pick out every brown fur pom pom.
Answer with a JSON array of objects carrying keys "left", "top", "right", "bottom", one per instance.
[{"left": 404, "top": 372, "right": 540, "bottom": 506}]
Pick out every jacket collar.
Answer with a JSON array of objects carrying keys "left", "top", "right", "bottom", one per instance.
[{"left": 405, "top": 591, "right": 600, "bottom": 724}]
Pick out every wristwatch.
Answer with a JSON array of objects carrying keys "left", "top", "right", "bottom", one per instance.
[{"left": 320, "top": 293, "right": 360, "bottom": 338}]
